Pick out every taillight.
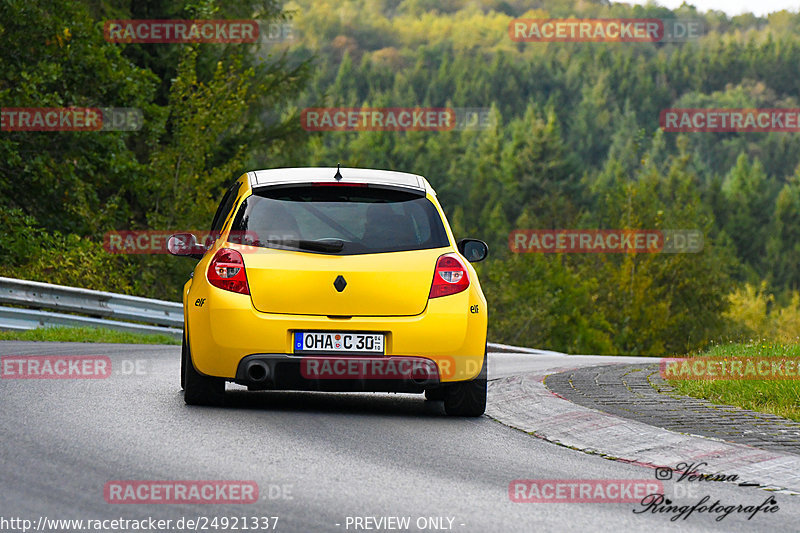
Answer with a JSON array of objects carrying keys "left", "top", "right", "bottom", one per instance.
[
  {"left": 207, "top": 248, "right": 250, "bottom": 295},
  {"left": 429, "top": 253, "right": 470, "bottom": 298}
]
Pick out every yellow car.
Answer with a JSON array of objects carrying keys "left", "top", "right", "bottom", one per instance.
[{"left": 168, "top": 167, "right": 489, "bottom": 416}]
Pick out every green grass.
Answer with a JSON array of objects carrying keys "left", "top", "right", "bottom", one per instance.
[
  {"left": 667, "top": 342, "right": 800, "bottom": 422},
  {"left": 0, "top": 326, "right": 180, "bottom": 345}
]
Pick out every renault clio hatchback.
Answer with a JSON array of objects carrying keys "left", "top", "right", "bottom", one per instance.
[{"left": 169, "top": 167, "right": 489, "bottom": 416}]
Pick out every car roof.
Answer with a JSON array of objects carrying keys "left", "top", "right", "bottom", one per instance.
[{"left": 247, "top": 167, "right": 435, "bottom": 194}]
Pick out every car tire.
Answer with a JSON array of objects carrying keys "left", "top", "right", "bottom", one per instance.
[
  {"left": 443, "top": 351, "right": 487, "bottom": 417},
  {"left": 424, "top": 388, "right": 445, "bottom": 401},
  {"left": 180, "top": 334, "right": 187, "bottom": 390},
  {"left": 183, "top": 335, "right": 226, "bottom": 406}
]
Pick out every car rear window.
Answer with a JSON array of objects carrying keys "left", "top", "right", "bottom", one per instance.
[{"left": 230, "top": 185, "right": 450, "bottom": 255}]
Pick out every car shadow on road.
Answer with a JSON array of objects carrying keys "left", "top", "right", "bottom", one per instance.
[{"left": 185, "top": 388, "right": 461, "bottom": 418}]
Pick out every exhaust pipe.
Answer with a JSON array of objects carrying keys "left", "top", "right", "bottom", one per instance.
[
  {"left": 409, "top": 362, "right": 438, "bottom": 387},
  {"left": 245, "top": 360, "right": 270, "bottom": 382}
]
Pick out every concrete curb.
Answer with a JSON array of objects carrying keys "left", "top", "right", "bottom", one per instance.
[{"left": 487, "top": 370, "right": 800, "bottom": 495}]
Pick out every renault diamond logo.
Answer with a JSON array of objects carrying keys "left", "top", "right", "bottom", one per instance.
[{"left": 333, "top": 275, "right": 347, "bottom": 292}]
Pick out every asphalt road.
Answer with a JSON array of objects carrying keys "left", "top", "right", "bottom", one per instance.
[{"left": 1, "top": 341, "right": 798, "bottom": 533}]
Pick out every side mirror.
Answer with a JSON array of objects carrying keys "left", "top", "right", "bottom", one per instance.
[
  {"left": 457, "top": 238, "right": 488, "bottom": 262},
  {"left": 167, "top": 233, "right": 205, "bottom": 259}
]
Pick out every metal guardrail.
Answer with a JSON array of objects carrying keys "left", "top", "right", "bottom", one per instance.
[
  {"left": 486, "top": 342, "right": 566, "bottom": 356},
  {"left": 0, "top": 277, "right": 182, "bottom": 338},
  {"left": 0, "top": 276, "right": 556, "bottom": 352}
]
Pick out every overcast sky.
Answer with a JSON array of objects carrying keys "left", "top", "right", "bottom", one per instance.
[{"left": 614, "top": 0, "right": 799, "bottom": 17}]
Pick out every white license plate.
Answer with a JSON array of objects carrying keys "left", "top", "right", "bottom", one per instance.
[{"left": 294, "top": 332, "right": 384, "bottom": 354}]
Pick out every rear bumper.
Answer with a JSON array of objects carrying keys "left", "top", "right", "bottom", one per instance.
[
  {"left": 185, "top": 276, "right": 488, "bottom": 383},
  {"left": 235, "top": 354, "right": 442, "bottom": 393}
]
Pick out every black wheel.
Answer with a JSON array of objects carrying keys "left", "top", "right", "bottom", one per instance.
[
  {"left": 183, "top": 335, "right": 225, "bottom": 406},
  {"left": 443, "top": 351, "right": 487, "bottom": 417},
  {"left": 424, "top": 388, "right": 445, "bottom": 401},
  {"left": 180, "top": 334, "right": 187, "bottom": 390}
]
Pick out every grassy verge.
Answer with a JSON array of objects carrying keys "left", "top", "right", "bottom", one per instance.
[
  {"left": 0, "top": 326, "right": 180, "bottom": 345},
  {"left": 667, "top": 342, "right": 800, "bottom": 422}
]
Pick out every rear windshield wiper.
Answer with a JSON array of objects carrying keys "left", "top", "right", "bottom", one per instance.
[
  {"left": 296, "top": 239, "right": 344, "bottom": 252},
  {"left": 247, "top": 238, "right": 345, "bottom": 253},
  {"left": 256, "top": 238, "right": 344, "bottom": 253}
]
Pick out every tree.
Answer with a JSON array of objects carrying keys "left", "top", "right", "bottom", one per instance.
[
  {"left": 718, "top": 153, "right": 774, "bottom": 280},
  {"left": 767, "top": 172, "right": 800, "bottom": 290}
]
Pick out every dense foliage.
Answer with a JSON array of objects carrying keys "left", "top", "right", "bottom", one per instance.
[{"left": 3, "top": 0, "right": 800, "bottom": 354}]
